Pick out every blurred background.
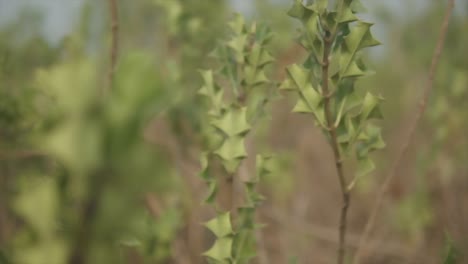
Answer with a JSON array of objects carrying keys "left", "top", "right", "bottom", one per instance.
[{"left": 0, "top": 0, "right": 467, "bottom": 263}]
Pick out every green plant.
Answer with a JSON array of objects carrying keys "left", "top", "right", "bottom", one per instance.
[
  {"left": 198, "top": 14, "right": 276, "bottom": 263},
  {"left": 9, "top": 2, "right": 183, "bottom": 263},
  {"left": 280, "top": 1, "right": 384, "bottom": 263},
  {"left": 442, "top": 235, "right": 459, "bottom": 264},
  {"left": 1, "top": 1, "right": 463, "bottom": 263}
]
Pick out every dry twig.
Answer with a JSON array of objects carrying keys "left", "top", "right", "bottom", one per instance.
[{"left": 353, "top": 1, "right": 455, "bottom": 263}]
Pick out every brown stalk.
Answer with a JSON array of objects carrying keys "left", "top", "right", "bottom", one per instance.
[
  {"left": 106, "top": 0, "right": 119, "bottom": 95},
  {"left": 321, "top": 31, "right": 350, "bottom": 264},
  {"left": 352, "top": 1, "right": 455, "bottom": 263},
  {"left": 68, "top": 1, "right": 119, "bottom": 263}
]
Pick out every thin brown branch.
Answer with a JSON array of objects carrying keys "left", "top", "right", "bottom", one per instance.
[
  {"left": 352, "top": 1, "right": 455, "bottom": 263},
  {"left": 321, "top": 33, "right": 350, "bottom": 264},
  {"left": 106, "top": 0, "right": 119, "bottom": 96}
]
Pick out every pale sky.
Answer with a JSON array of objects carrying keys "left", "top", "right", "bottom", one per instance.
[{"left": 0, "top": 0, "right": 454, "bottom": 45}]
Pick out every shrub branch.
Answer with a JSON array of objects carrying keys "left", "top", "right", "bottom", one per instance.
[
  {"left": 352, "top": 1, "right": 455, "bottom": 263},
  {"left": 322, "top": 31, "right": 350, "bottom": 264},
  {"left": 106, "top": 0, "right": 119, "bottom": 95}
]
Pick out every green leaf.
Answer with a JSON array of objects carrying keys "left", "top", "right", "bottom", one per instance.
[
  {"left": 199, "top": 153, "right": 210, "bottom": 180},
  {"left": 313, "top": 0, "right": 329, "bottom": 14},
  {"left": 256, "top": 154, "right": 274, "bottom": 179},
  {"left": 347, "top": 157, "right": 375, "bottom": 190},
  {"left": 244, "top": 182, "right": 265, "bottom": 207},
  {"left": 199, "top": 70, "right": 216, "bottom": 97},
  {"left": 334, "top": 96, "right": 347, "bottom": 127},
  {"left": 356, "top": 125, "right": 385, "bottom": 158},
  {"left": 232, "top": 229, "right": 257, "bottom": 263},
  {"left": 229, "top": 13, "right": 245, "bottom": 35},
  {"left": 341, "top": 60, "right": 366, "bottom": 77},
  {"left": 338, "top": 7, "right": 358, "bottom": 23},
  {"left": 339, "top": 22, "right": 380, "bottom": 78},
  {"left": 351, "top": 0, "right": 367, "bottom": 13},
  {"left": 204, "top": 179, "right": 218, "bottom": 204},
  {"left": 198, "top": 154, "right": 218, "bottom": 204},
  {"left": 222, "top": 159, "right": 244, "bottom": 175},
  {"left": 211, "top": 107, "right": 251, "bottom": 137},
  {"left": 288, "top": 0, "right": 323, "bottom": 56},
  {"left": 244, "top": 66, "right": 269, "bottom": 87},
  {"left": 247, "top": 44, "right": 274, "bottom": 68},
  {"left": 279, "top": 78, "right": 296, "bottom": 91},
  {"left": 287, "top": 0, "right": 313, "bottom": 20},
  {"left": 359, "top": 92, "right": 384, "bottom": 122},
  {"left": 303, "top": 14, "right": 321, "bottom": 51},
  {"left": 205, "top": 126, "right": 225, "bottom": 151},
  {"left": 204, "top": 212, "right": 234, "bottom": 238},
  {"left": 338, "top": 115, "right": 359, "bottom": 146},
  {"left": 199, "top": 70, "right": 224, "bottom": 116},
  {"left": 284, "top": 64, "right": 310, "bottom": 92},
  {"left": 215, "top": 136, "right": 247, "bottom": 173},
  {"left": 282, "top": 64, "right": 325, "bottom": 125},
  {"left": 204, "top": 237, "right": 233, "bottom": 262},
  {"left": 227, "top": 35, "right": 247, "bottom": 64}
]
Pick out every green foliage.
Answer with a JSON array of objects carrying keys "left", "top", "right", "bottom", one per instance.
[
  {"left": 0, "top": 24, "right": 58, "bottom": 149},
  {"left": 119, "top": 207, "right": 183, "bottom": 262},
  {"left": 281, "top": 0, "right": 384, "bottom": 186},
  {"left": 12, "top": 175, "right": 68, "bottom": 264},
  {"left": 198, "top": 14, "right": 275, "bottom": 263},
  {"left": 442, "top": 235, "right": 459, "bottom": 264},
  {"left": 0, "top": 15, "right": 182, "bottom": 259},
  {"left": 1, "top": 1, "right": 465, "bottom": 263}
]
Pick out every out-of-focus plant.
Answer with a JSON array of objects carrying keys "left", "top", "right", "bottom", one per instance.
[
  {"left": 280, "top": 0, "right": 383, "bottom": 263},
  {"left": 400, "top": 5, "right": 468, "bottom": 157},
  {"left": 370, "top": 4, "right": 468, "bottom": 242},
  {"left": 353, "top": 1, "right": 455, "bottom": 263},
  {"left": 5, "top": 4, "right": 184, "bottom": 262},
  {"left": 198, "top": 14, "right": 276, "bottom": 263},
  {"left": 442, "top": 235, "right": 460, "bottom": 264},
  {"left": 0, "top": 14, "right": 60, "bottom": 264},
  {"left": 32, "top": 44, "right": 183, "bottom": 262},
  {"left": 394, "top": 4, "right": 468, "bottom": 250}
]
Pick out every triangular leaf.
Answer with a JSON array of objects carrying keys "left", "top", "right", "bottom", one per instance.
[
  {"left": 339, "top": 22, "right": 380, "bottom": 77},
  {"left": 211, "top": 107, "right": 251, "bottom": 137},
  {"left": 229, "top": 13, "right": 245, "bottom": 35},
  {"left": 215, "top": 136, "right": 247, "bottom": 161},
  {"left": 204, "top": 212, "right": 234, "bottom": 238},
  {"left": 203, "top": 237, "right": 233, "bottom": 262}
]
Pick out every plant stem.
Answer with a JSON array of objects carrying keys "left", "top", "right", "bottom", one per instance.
[
  {"left": 68, "top": 169, "right": 107, "bottom": 264},
  {"left": 68, "top": 1, "right": 119, "bottom": 263},
  {"left": 106, "top": 0, "right": 119, "bottom": 96},
  {"left": 321, "top": 32, "right": 349, "bottom": 264},
  {"left": 352, "top": 1, "right": 455, "bottom": 263},
  {"left": 227, "top": 173, "right": 235, "bottom": 211}
]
